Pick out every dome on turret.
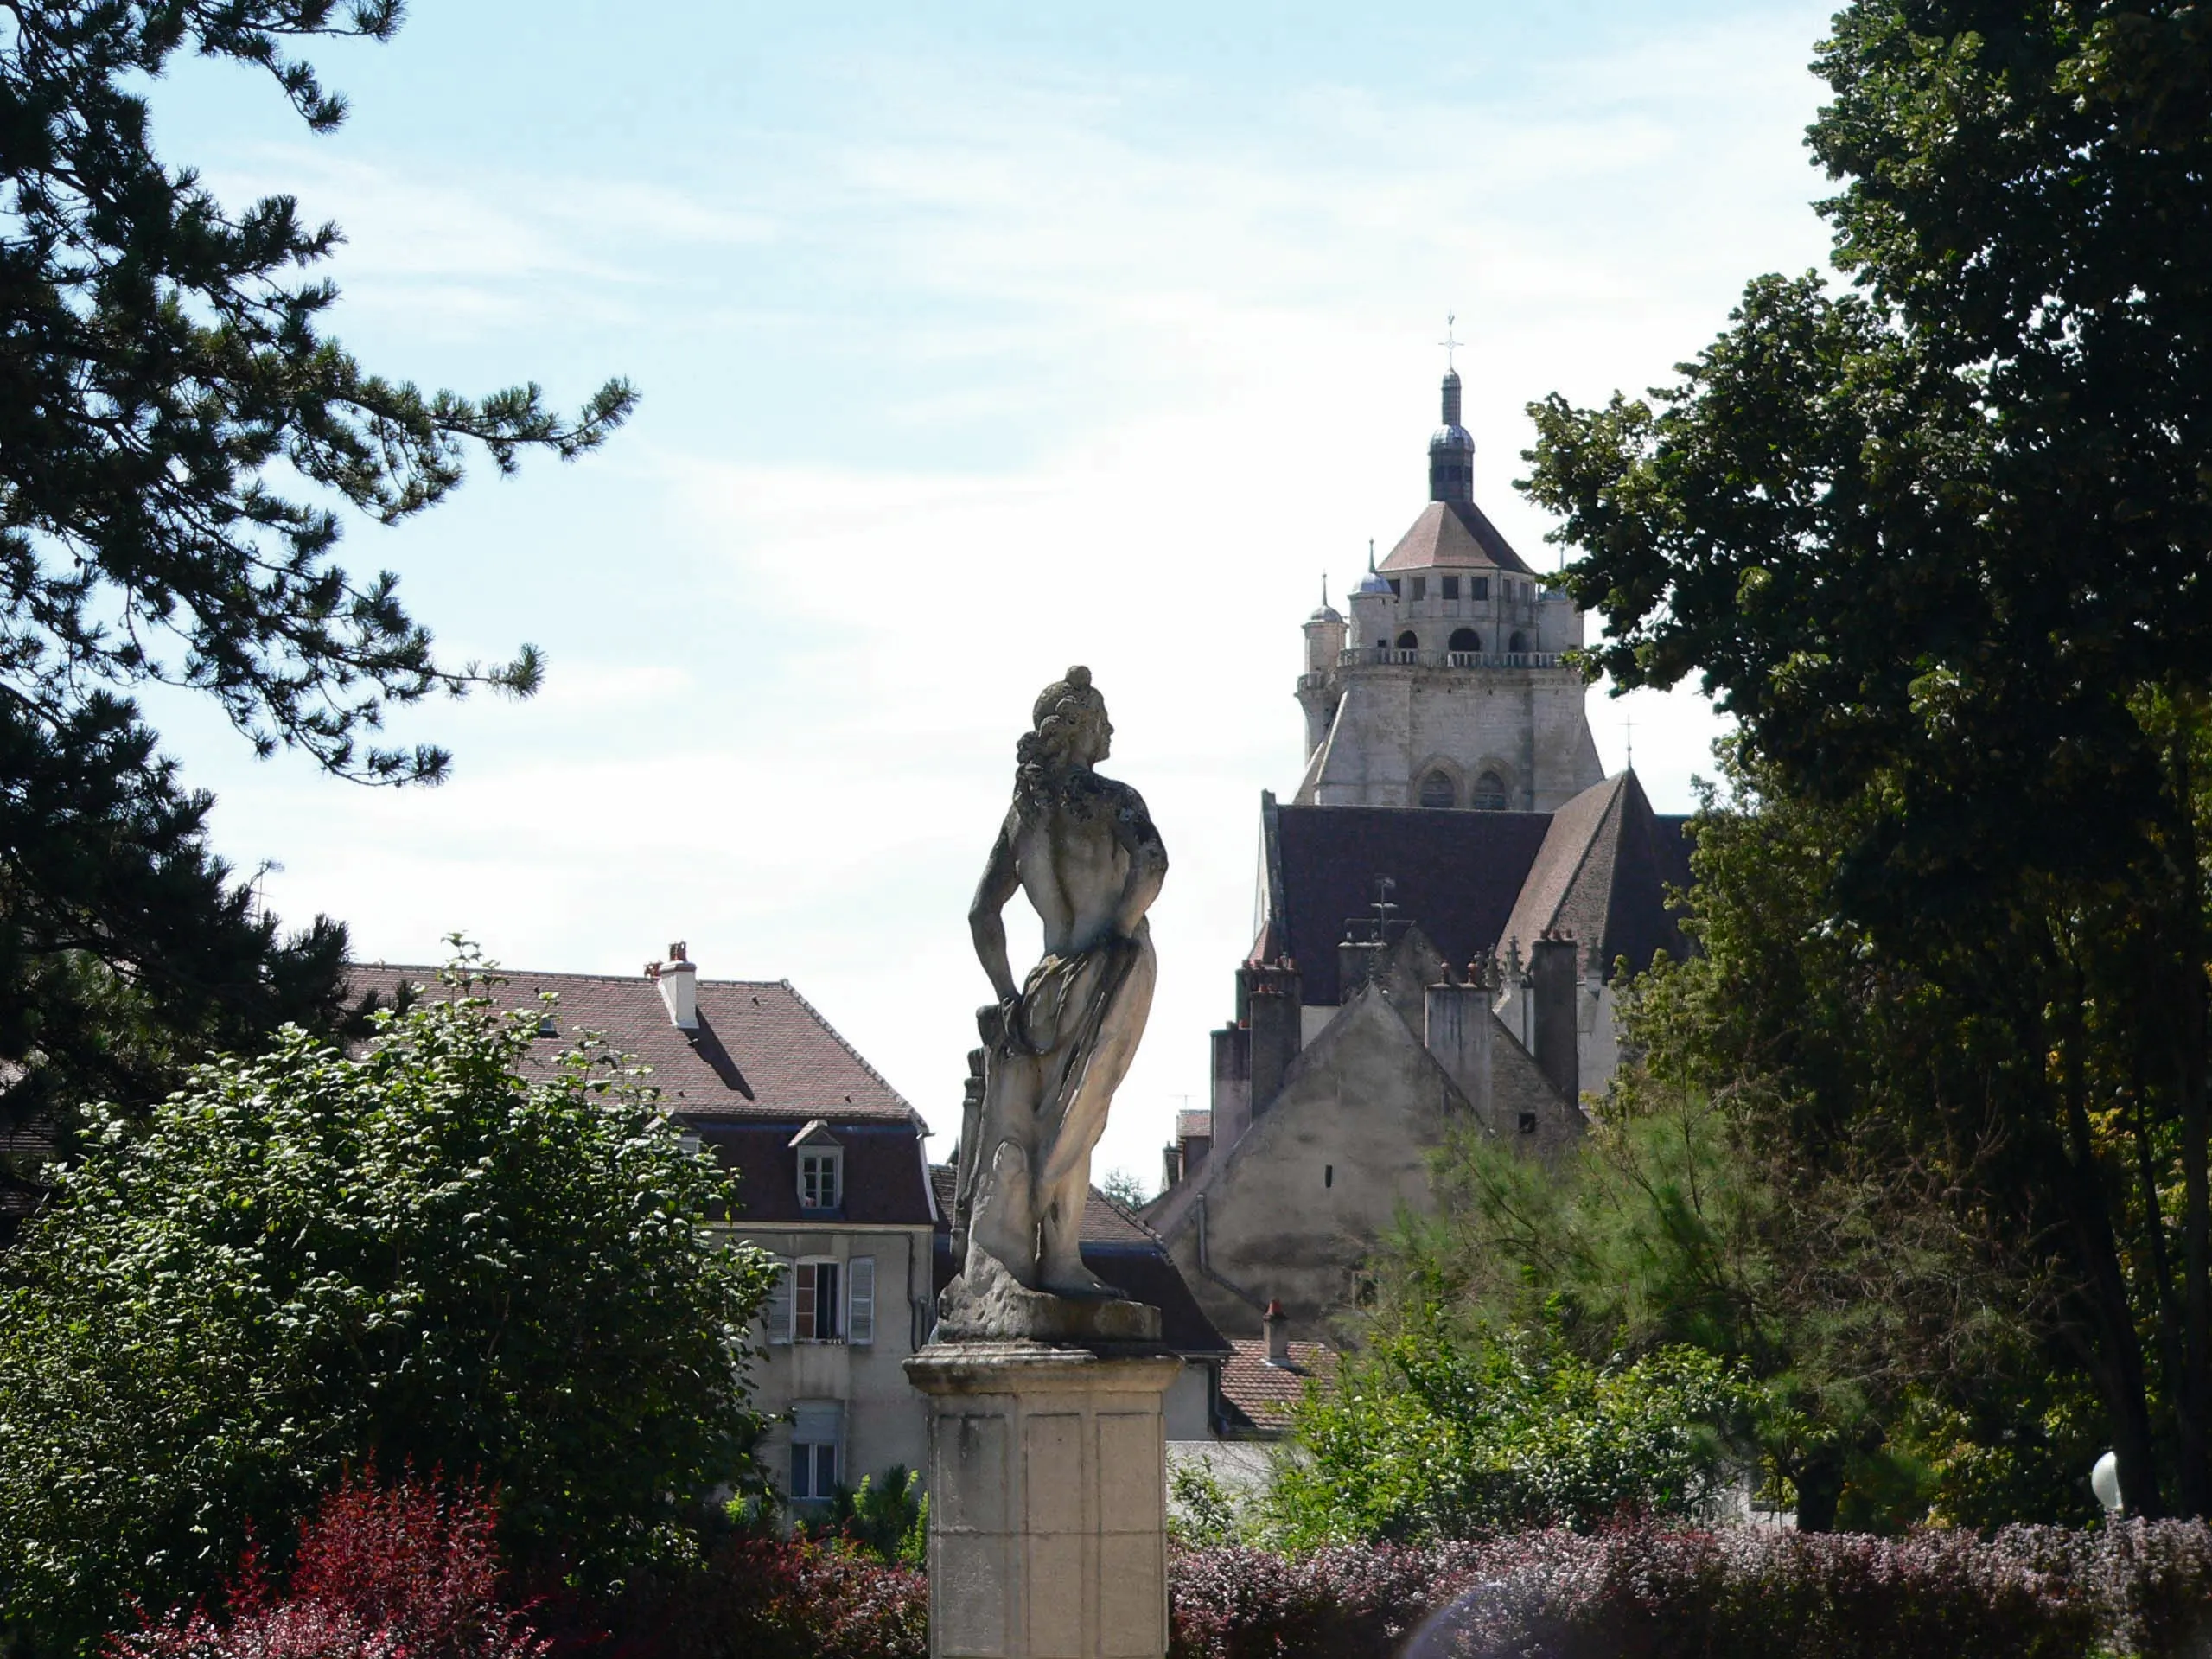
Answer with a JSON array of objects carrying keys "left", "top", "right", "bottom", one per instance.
[
  {"left": 1309, "top": 602, "right": 1344, "bottom": 623},
  {"left": 1428, "top": 368, "right": 1476, "bottom": 504}
]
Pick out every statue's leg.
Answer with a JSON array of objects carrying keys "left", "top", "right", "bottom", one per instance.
[{"left": 1037, "top": 936, "right": 1158, "bottom": 1295}]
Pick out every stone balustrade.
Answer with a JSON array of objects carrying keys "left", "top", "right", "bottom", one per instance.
[{"left": 1334, "top": 646, "right": 1567, "bottom": 671}]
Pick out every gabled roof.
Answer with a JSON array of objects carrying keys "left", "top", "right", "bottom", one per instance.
[
  {"left": 1217, "top": 1337, "right": 1339, "bottom": 1436},
  {"left": 1269, "top": 805, "right": 1553, "bottom": 1005},
  {"left": 344, "top": 965, "right": 914, "bottom": 1123},
  {"left": 1497, "top": 773, "right": 1692, "bottom": 979},
  {"left": 1376, "top": 500, "right": 1534, "bottom": 576}
]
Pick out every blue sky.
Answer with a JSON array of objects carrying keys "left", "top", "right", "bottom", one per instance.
[{"left": 142, "top": 0, "right": 1841, "bottom": 1188}]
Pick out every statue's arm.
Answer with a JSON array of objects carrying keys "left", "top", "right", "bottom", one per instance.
[
  {"left": 1108, "top": 784, "right": 1169, "bottom": 939},
  {"left": 967, "top": 812, "right": 1022, "bottom": 1004}
]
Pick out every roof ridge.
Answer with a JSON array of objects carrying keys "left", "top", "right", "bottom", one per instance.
[
  {"left": 775, "top": 978, "right": 914, "bottom": 1113},
  {"left": 360, "top": 961, "right": 794, "bottom": 991}
]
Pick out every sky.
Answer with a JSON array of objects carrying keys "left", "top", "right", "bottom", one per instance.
[{"left": 139, "top": 0, "right": 1843, "bottom": 1190}]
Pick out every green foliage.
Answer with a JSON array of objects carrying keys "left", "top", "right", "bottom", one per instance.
[
  {"left": 0, "top": 3, "right": 634, "bottom": 1141},
  {"left": 1265, "top": 1304, "right": 1753, "bottom": 1546},
  {"left": 799, "top": 1467, "right": 929, "bottom": 1567},
  {"left": 0, "top": 952, "right": 773, "bottom": 1656},
  {"left": 1520, "top": 0, "right": 2212, "bottom": 1518},
  {"left": 1099, "top": 1167, "right": 1152, "bottom": 1209},
  {"left": 1167, "top": 1460, "right": 1259, "bottom": 1549}
]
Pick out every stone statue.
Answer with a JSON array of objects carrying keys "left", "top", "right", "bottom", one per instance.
[{"left": 943, "top": 666, "right": 1168, "bottom": 1340}]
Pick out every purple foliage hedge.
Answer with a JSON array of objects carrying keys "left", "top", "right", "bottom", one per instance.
[{"left": 1165, "top": 1523, "right": 2212, "bottom": 1659}]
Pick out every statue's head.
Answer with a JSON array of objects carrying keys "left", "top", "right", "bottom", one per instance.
[{"left": 1017, "top": 666, "right": 1112, "bottom": 786}]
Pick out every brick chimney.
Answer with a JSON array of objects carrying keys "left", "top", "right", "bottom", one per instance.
[
  {"left": 1264, "top": 1298, "right": 1291, "bottom": 1363},
  {"left": 649, "top": 941, "right": 698, "bottom": 1030}
]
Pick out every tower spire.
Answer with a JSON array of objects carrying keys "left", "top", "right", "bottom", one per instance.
[{"left": 1428, "top": 316, "right": 1475, "bottom": 505}]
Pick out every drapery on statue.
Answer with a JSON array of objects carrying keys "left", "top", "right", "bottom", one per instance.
[{"left": 943, "top": 667, "right": 1168, "bottom": 1339}]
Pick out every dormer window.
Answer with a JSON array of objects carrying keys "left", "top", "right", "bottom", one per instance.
[{"left": 789, "top": 1119, "right": 843, "bottom": 1211}]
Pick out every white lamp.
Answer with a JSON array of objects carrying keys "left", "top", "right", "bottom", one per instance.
[{"left": 2092, "top": 1450, "right": 2123, "bottom": 1516}]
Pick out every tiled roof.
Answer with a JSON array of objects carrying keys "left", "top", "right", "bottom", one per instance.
[
  {"left": 1270, "top": 805, "right": 1553, "bottom": 1005},
  {"left": 346, "top": 966, "right": 913, "bottom": 1123},
  {"left": 1218, "top": 1337, "right": 1338, "bottom": 1436},
  {"left": 1176, "top": 1109, "right": 1213, "bottom": 1143},
  {"left": 1376, "top": 500, "right": 1533, "bottom": 575},
  {"left": 0, "top": 1120, "right": 58, "bottom": 1159}
]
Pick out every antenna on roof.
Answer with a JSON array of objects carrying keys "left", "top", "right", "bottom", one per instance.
[{"left": 1370, "top": 874, "right": 1399, "bottom": 942}]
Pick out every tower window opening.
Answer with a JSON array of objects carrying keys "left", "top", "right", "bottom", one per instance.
[
  {"left": 1508, "top": 630, "right": 1530, "bottom": 653},
  {"left": 1449, "top": 628, "right": 1481, "bottom": 653},
  {"left": 1387, "top": 578, "right": 1402, "bottom": 598},
  {"left": 1471, "top": 577, "right": 1489, "bottom": 600},
  {"left": 1443, "top": 576, "right": 1459, "bottom": 601},
  {"left": 1411, "top": 577, "right": 1426, "bottom": 601},
  {"left": 1395, "top": 630, "right": 1418, "bottom": 650},
  {"left": 1419, "top": 770, "right": 1456, "bottom": 809},
  {"left": 1472, "top": 770, "right": 1508, "bottom": 811},
  {"left": 1324, "top": 1164, "right": 1334, "bottom": 1189}
]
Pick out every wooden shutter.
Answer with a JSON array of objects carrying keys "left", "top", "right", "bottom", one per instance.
[
  {"left": 766, "top": 1259, "right": 793, "bottom": 1345},
  {"left": 794, "top": 1261, "right": 817, "bottom": 1341},
  {"left": 847, "top": 1256, "right": 875, "bottom": 1346}
]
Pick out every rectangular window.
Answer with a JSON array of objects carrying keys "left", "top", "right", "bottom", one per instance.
[
  {"left": 1471, "top": 577, "right": 1489, "bottom": 600},
  {"left": 1410, "top": 577, "right": 1426, "bottom": 601},
  {"left": 799, "top": 1148, "right": 841, "bottom": 1210},
  {"left": 1386, "top": 578, "right": 1401, "bottom": 597},
  {"left": 847, "top": 1256, "right": 876, "bottom": 1346},
  {"left": 794, "top": 1259, "right": 843, "bottom": 1341},
  {"left": 766, "top": 1259, "right": 794, "bottom": 1344},
  {"left": 1442, "top": 576, "right": 1459, "bottom": 600},
  {"left": 1518, "top": 1111, "right": 1539, "bottom": 1135},
  {"left": 790, "top": 1401, "right": 842, "bottom": 1502}
]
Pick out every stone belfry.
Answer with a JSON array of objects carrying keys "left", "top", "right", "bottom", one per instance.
[{"left": 1291, "top": 363, "right": 1603, "bottom": 813}]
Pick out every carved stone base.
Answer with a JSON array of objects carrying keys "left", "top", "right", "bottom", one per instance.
[
  {"left": 938, "top": 1249, "right": 1163, "bottom": 1344},
  {"left": 906, "top": 1343, "right": 1180, "bottom": 1659}
]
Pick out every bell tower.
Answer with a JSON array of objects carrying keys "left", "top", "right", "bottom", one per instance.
[{"left": 1290, "top": 358, "right": 1603, "bottom": 814}]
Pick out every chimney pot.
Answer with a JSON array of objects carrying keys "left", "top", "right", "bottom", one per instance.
[{"left": 1264, "top": 1298, "right": 1291, "bottom": 1363}]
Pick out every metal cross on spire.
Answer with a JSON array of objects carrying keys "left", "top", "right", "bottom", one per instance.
[
  {"left": 1438, "top": 312, "right": 1463, "bottom": 372},
  {"left": 1622, "top": 711, "right": 1636, "bottom": 773}
]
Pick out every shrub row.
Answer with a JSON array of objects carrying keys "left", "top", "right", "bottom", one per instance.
[
  {"left": 1168, "top": 1524, "right": 2212, "bottom": 1659},
  {"left": 117, "top": 1472, "right": 2212, "bottom": 1659}
]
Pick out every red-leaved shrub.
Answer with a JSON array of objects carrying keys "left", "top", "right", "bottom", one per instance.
[
  {"left": 112, "top": 1469, "right": 545, "bottom": 1659},
  {"left": 577, "top": 1537, "right": 926, "bottom": 1659}
]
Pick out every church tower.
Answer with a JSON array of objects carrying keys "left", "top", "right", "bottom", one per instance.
[{"left": 1291, "top": 368, "right": 1602, "bottom": 812}]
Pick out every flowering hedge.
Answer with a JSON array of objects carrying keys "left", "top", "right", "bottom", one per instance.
[{"left": 1167, "top": 1524, "right": 2212, "bottom": 1659}]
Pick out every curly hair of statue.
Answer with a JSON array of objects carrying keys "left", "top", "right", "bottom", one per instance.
[{"left": 1015, "top": 664, "right": 1103, "bottom": 820}]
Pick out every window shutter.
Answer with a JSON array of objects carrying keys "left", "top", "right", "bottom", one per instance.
[
  {"left": 847, "top": 1256, "right": 875, "bottom": 1346},
  {"left": 766, "top": 1260, "right": 793, "bottom": 1345}
]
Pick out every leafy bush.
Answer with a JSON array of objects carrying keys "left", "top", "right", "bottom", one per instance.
[
  {"left": 584, "top": 1537, "right": 926, "bottom": 1659},
  {"left": 1266, "top": 1307, "right": 1754, "bottom": 1545},
  {"left": 112, "top": 1468, "right": 544, "bottom": 1659},
  {"left": 794, "top": 1467, "right": 928, "bottom": 1566},
  {"left": 0, "top": 955, "right": 775, "bottom": 1654}
]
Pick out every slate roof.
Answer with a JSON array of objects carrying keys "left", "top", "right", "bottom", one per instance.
[
  {"left": 1499, "top": 773, "right": 1692, "bottom": 978},
  {"left": 345, "top": 965, "right": 914, "bottom": 1123},
  {"left": 1376, "top": 500, "right": 1534, "bottom": 576},
  {"left": 1270, "top": 804, "right": 1554, "bottom": 1004},
  {"left": 1264, "top": 778, "right": 1692, "bottom": 1004},
  {"left": 707, "top": 1120, "right": 934, "bottom": 1228},
  {"left": 1217, "top": 1337, "right": 1339, "bottom": 1436}
]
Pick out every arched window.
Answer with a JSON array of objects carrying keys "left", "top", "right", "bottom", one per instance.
[
  {"left": 1471, "top": 770, "right": 1509, "bottom": 811},
  {"left": 1395, "top": 630, "right": 1418, "bottom": 650},
  {"left": 1508, "top": 629, "right": 1530, "bottom": 653},
  {"left": 1419, "top": 770, "right": 1456, "bottom": 809},
  {"left": 1449, "top": 627, "right": 1481, "bottom": 653}
]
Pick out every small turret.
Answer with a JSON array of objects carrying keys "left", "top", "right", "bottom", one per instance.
[
  {"left": 1303, "top": 575, "right": 1346, "bottom": 674},
  {"left": 1429, "top": 368, "right": 1475, "bottom": 504}
]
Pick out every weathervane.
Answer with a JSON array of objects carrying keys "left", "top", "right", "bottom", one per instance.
[{"left": 1439, "top": 311, "right": 1463, "bottom": 372}]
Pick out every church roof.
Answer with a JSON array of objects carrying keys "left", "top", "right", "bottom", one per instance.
[
  {"left": 1497, "top": 772, "right": 1692, "bottom": 978},
  {"left": 1260, "top": 782, "right": 1692, "bottom": 1005},
  {"left": 1376, "top": 499, "right": 1533, "bottom": 576}
]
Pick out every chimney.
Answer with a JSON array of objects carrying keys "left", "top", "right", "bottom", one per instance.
[
  {"left": 1531, "top": 934, "right": 1579, "bottom": 1107},
  {"left": 1246, "top": 960, "right": 1303, "bottom": 1120},
  {"left": 1424, "top": 968, "right": 1493, "bottom": 1123},
  {"left": 1264, "top": 1298, "right": 1291, "bottom": 1363},
  {"left": 652, "top": 941, "right": 698, "bottom": 1030},
  {"left": 1210, "top": 1024, "right": 1253, "bottom": 1152}
]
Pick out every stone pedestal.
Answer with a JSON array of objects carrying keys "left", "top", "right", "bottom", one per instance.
[{"left": 906, "top": 1343, "right": 1181, "bottom": 1659}]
